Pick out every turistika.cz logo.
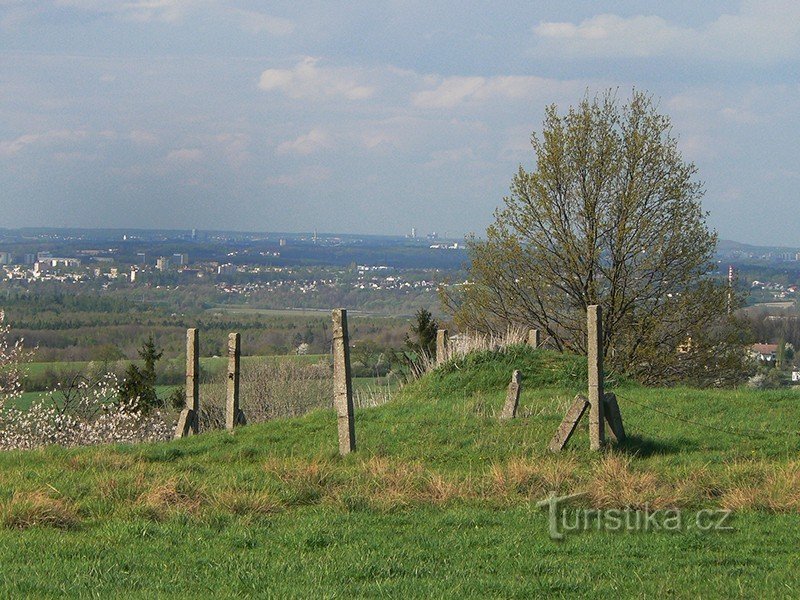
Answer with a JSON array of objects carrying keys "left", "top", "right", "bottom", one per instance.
[{"left": 536, "top": 491, "right": 733, "bottom": 541}]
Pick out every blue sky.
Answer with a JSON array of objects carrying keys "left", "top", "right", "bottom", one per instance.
[{"left": 1, "top": 1, "right": 798, "bottom": 244}]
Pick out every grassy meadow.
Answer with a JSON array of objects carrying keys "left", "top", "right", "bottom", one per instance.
[{"left": 2, "top": 347, "right": 800, "bottom": 597}]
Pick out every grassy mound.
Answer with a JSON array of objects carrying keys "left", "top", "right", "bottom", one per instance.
[
  {"left": 2, "top": 347, "right": 800, "bottom": 596},
  {"left": 418, "top": 345, "right": 588, "bottom": 395}
]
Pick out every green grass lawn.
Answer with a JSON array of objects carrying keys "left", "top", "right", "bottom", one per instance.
[
  {"left": 2, "top": 346, "right": 800, "bottom": 597},
  {"left": 24, "top": 354, "right": 329, "bottom": 378}
]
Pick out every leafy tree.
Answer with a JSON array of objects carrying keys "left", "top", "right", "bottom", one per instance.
[
  {"left": 443, "top": 90, "right": 748, "bottom": 384},
  {"left": 92, "top": 344, "right": 124, "bottom": 366}
]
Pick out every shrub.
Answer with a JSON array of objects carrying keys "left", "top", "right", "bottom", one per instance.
[{"left": 0, "top": 372, "right": 171, "bottom": 451}]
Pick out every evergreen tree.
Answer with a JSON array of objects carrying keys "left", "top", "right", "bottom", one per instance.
[
  {"left": 405, "top": 308, "right": 438, "bottom": 359},
  {"left": 118, "top": 336, "right": 163, "bottom": 412}
]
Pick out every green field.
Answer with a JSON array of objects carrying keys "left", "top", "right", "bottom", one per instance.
[
  {"left": 2, "top": 347, "right": 800, "bottom": 597},
  {"left": 24, "top": 354, "right": 329, "bottom": 377}
]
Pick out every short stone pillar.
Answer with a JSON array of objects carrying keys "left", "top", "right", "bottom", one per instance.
[
  {"left": 527, "top": 329, "right": 540, "bottom": 349},
  {"left": 587, "top": 305, "right": 605, "bottom": 451},
  {"left": 499, "top": 370, "right": 522, "bottom": 420},
  {"left": 175, "top": 328, "right": 200, "bottom": 438},
  {"left": 332, "top": 309, "right": 356, "bottom": 455},
  {"left": 436, "top": 328, "right": 449, "bottom": 364},
  {"left": 226, "top": 332, "right": 246, "bottom": 430}
]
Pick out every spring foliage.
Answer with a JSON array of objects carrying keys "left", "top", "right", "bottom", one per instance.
[{"left": 443, "top": 91, "right": 749, "bottom": 384}]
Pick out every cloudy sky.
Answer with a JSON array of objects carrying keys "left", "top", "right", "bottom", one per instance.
[{"left": 1, "top": 1, "right": 798, "bottom": 244}]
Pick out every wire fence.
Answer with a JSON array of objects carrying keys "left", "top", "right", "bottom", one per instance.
[{"left": 615, "top": 392, "right": 800, "bottom": 440}]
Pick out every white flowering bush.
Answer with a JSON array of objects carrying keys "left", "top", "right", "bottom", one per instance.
[
  {"left": 0, "top": 371, "right": 172, "bottom": 451},
  {"left": 0, "top": 310, "right": 32, "bottom": 407}
]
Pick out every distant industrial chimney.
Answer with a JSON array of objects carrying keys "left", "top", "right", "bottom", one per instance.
[{"left": 727, "top": 265, "right": 735, "bottom": 314}]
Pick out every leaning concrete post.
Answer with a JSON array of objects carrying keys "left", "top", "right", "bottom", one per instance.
[
  {"left": 436, "top": 328, "right": 449, "bottom": 364},
  {"left": 587, "top": 305, "right": 605, "bottom": 450},
  {"left": 332, "top": 309, "right": 356, "bottom": 455},
  {"left": 225, "top": 332, "right": 246, "bottom": 430},
  {"left": 174, "top": 328, "right": 199, "bottom": 438},
  {"left": 527, "top": 329, "right": 540, "bottom": 349},
  {"left": 499, "top": 370, "right": 522, "bottom": 420}
]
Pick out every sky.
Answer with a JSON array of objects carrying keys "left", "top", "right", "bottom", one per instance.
[{"left": 1, "top": 1, "right": 799, "bottom": 244}]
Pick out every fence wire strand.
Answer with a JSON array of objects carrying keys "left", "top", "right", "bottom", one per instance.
[{"left": 615, "top": 392, "right": 800, "bottom": 440}]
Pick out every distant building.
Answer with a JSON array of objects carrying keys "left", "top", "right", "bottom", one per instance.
[
  {"left": 136, "top": 252, "right": 147, "bottom": 266},
  {"left": 156, "top": 257, "right": 170, "bottom": 272},
  {"left": 750, "top": 343, "right": 779, "bottom": 362},
  {"left": 217, "top": 263, "right": 236, "bottom": 275},
  {"left": 23, "top": 254, "right": 36, "bottom": 265},
  {"left": 0, "top": 252, "right": 10, "bottom": 265},
  {"left": 172, "top": 253, "right": 188, "bottom": 266}
]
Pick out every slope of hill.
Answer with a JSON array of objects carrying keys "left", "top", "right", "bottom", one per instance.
[{"left": 1, "top": 346, "right": 800, "bottom": 597}]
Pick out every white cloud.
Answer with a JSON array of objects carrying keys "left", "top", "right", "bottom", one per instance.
[
  {"left": 413, "top": 75, "right": 583, "bottom": 108},
  {"left": 54, "top": 0, "right": 194, "bottom": 23},
  {"left": 265, "top": 165, "right": 332, "bottom": 187},
  {"left": 534, "top": 14, "right": 687, "bottom": 58},
  {"left": 166, "top": 147, "right": 203, "bottom": 162},
  {"left": 424, "top": 146, "right": 477, "bottom": 168},
  {"left": 212, "top": 133, "right": 250, "bottom": 169},
  {"left": 533, "top": 2, "right": 800, "bottom": 62},
  {"left": 259, "top": 57, "right": 375, "bottom": 100},
  {"left": 276, "top": 129, "right": 332, "bottom": 156},
  {"left": 0, "top": 129, "right": 88, "bottom": 157},
  {"left": 129, "top": 130, "right": 159, "bottom": 145}
]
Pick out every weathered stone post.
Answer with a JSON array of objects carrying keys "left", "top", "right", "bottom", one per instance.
[
  {"left": 226, "top": 332, "right": 246, "bottom": 430},
  {"left": 332, "top": 309, "right": 356, "bottom": 455},
  {"left": 587, "top": 305, "right": 605, "bottom": 450},
  {"left": 436, "top": 328, "right": 449, "bottom": 364},
  {"left": 174, "top": 328, "right": 199, "bottom": 438},
  {"left": 499, "top": 370, "right": 522, "bottom": 420},
  {"left": 527, "top": 329, "right": 540, "bottom": 349}
]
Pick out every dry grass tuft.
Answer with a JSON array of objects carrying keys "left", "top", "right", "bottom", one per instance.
[
  {"left": 265, "top": 457, "right": 332, "bottom": 487},
  {"left": 423, "top": 473, "right": 464, "bottom": 504},
  {"left": 265, "top": 457, "right": 335, "bottom": 506},
  {"left": 66, "top": 452, "right": 137, "bottom": 472},
  {"left": 136, "top": 478, "right": 205, "bottom": 519},
  {"left": 1, "top": 491, "right": 80, "bottom": 530},
  {"left": 489, "top": 456, "right": 579, "bottom": 500},
  {"left": 588, "top": 453, "right": 678, "bottom": 509},
  {"left": 214, "top": 490, "right": 281, "bottom": 516},
  {"left": 720, "top": 461, "right": 800, "bottom": 511},
  {"left": 358, "top": 456, "right": 426, "bottom": 508}
]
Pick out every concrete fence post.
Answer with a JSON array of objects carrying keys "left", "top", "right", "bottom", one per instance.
[
  {"left": 332, "top": 309, "right": 356, "bottom": 455},
  {"left": 499, "top": 370, "right": 522, "bottom": 420},
  {"left": 527, "top": 329, "right": 540, "bottom": 349},
  {"left": 436, "top": 328, "right": 449, "bottom": 364},
  {"left": 174, "top": 328, "right": 199, "bottom": 439},
  {"left": 587, "top": 305, "right": 605, "bottom": 451},
  {"left": 226, "top": 332, "right": 246, "bottom": 430}
]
